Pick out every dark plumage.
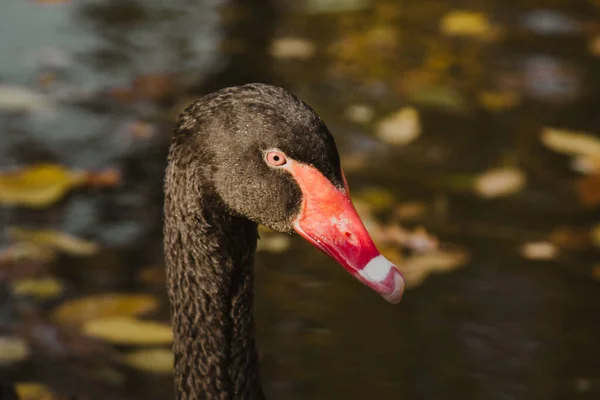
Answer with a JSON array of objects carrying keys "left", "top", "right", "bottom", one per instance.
[{"left": 164, "top": 83, "right": 404, "bottom": 400}]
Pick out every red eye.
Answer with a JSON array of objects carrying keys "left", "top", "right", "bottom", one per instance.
[{"left": 265, "top": 151, "right": 287, "bottom": 167}]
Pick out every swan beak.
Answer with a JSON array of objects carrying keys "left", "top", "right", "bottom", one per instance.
[{"left": 287, "top": 161, "right": 405, "bottom": 304}]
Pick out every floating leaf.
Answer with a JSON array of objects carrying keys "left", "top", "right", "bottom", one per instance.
[
  {"left": 440, "top": 11, "right": 492, "bottom": 38},
  {"left": 257, "top": 234, "right": 292, "bottom": 253},
  {"left": 473, "top": 167, "right": 526, "bottom": 198},
  {"left": 52, "top": 294, "right": 160, "bottom": 326},
  {"left": 376, "top": 107, "right": 421, "bottom": 146},
  {"left": 15, "top": 383, "right": 56, "bottom": 400},
  {"left": 0, "top": 84, "right": 54, "bottom": 114},
  {"left": 270, "top": 37, "right": 315, "bottom": 60},
  {"left": 305, "top": 0, "right": 369, "bottom": 14},
  {"left": 121, "top": 348, "right": 174, "bottom": 374},
  {"left": 407, "top": 85, "right": 468, "bottom": 113},
  {"left": 83, "top": 317, "right": 172, "bottom": 345},
  {"left": 396, "top": 245, "right": 469, "bottom": 288},
  {"left": 0, "top": 336, "right": 29, "bottom": 365},
  {"left": 478, "top": 91, "right": 520, "bottom": 111},
  {"left": 571, "top": 155, "right": 600, "bottom": 175},
  {"left": 353, "top": 187, "right": 395, "bottom": 212},
  {"left": 591, "top": 265, "right": 600, "bottom": 281},
  {"left": 8, "top": 227, "right": 99, "bottom": 256},
  {"left": 0, "top": 164, "right": 86, "bottom": 208},
  {"left": 133, "top": 73, "right": 176, "bottom": 102},
  {"left": 592, "top": 224, "right": 600, "bottom": 248},
  {"left": 345, "top": 104, "right": 374, "bottom": 124},
  {"left": 137, "top": 266, "right": 167, "bottom": 286},
  {"left": 577, "top": 175, "right": 600, "bottom": 207},
  {"left": 540, "top": 128, "right": 600, "bottom": 158},
  {"left": 395, "top": 201, "right": 427, "bottom": 221},
  {"left": 549, "top": 226, "right": 592, "bottom": 250},
  {"left": 0, "top": 242, "right": 55, "bottom": 265},
  {"left": 520, "top": 241, "right": 557, "bottom": 260},
  {"left": 11, "top": 277, "right": 64, "bottom": 299}
]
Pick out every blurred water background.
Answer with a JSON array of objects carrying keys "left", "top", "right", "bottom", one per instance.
[{"left": 1, "top": 0, "right": 600, "bottom": 399}]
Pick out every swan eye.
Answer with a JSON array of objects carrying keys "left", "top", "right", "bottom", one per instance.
[{"left": 265, "top": 151, "right": 287, "bottom": 167}]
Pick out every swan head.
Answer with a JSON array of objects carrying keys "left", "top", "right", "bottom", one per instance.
[{"left": 172, "top": 83, "right": 404, "bottom": 304}]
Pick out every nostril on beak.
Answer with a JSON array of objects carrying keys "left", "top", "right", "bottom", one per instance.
[{"left": 344, "top": 231, "right": 353, "bottom": 240}]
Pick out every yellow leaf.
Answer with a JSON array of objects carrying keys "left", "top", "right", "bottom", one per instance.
[
  {"left": 121, "top": 348, "right": 174, "bottom": 374},
  {"left": 478, "top": 91, "right": 520, "bottom": 111},
  {"left": 397, "top": 245, "right": 469, "bottom": 288},
  {"left": 11, "top": 277, "right": 64, "bottom": 299},
  {"left": 376, "top": 107, "right": 421, "bottom": 146},
  {"left": 473, "top": 167, "right": 526, "bottom": 198},
  {"left": 8, "top": 227, "right": 99, "bottom": 256},
  {"left": 440, "top": 11, "right": 492, "bottom": 38},
  {"left": 0, "top": 242, "right": 55, "bottom": 264},
  {"left": 520, "top": 241, "right": 558, "bottom": 260},
  {"left": 83, "top": 317, "right": 173, "bottom": 345},
  {"left": 353, "top": 187, "right": 395, "bottom": 212},
  {"left": 270, "top": 37, "right": 315, "bottom": 60},
  {"left": 256, "top": 234, "right": 291, "bottom": 253},
  {"left": 51, "top": 294, "right": 160, "bottom": 326},
  {"left": 0, "top": 164, "right": 86, "bottom": 208},
  {"left": 541, "top": 128, "right": 600, "bottom": 158},
  {"left": 0, "top": 336, "right": 29, "bottom": 365},
  {"left": 15, "top": 382, "right": 56, "bottom": 400}
]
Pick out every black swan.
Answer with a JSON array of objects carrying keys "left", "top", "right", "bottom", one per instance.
[{"left": 163, "top": 83, "right": 405, "bottom": 399}]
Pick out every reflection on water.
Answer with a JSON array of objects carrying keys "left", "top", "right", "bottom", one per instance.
[{"left": 1, "top": 0, "right": 600, "bottom": 399}]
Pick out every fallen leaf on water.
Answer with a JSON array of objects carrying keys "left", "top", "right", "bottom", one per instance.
[
  {"left": 407, "top": 85, "right": 468, "bottom": 113},
  {"left": 11, "top": 276, "right": 64, "bottom": 299},
  {"left": 589, "top": 36, "right": 600, "bottom": 57},
  {"left": 83, "top": 317, "right": 172, "bottom": 345},
  {"left": 305, "top": 0, "right": 369, "bottom": 14},
  {"left": 440, "top": 11, "right": 492, "bottom": 38},
  {"left": 520, "top": 241, "right": 557, "bottom": 260},
  {"left": 133, "top": 73, "right": 176, "bottom": 102},
  {"left": 591, "top": 224, "right": 600, "bottom": 248},
  {"left": 571, "top": 154, "right": 600, "bottom": 175},
  {"left": 473, "top": 167, "right": 526, "bottom": 198},
  {"left": 478, "top": 91, "right": 520, "bottom": 111},
  {"left": 549, "top": 226, "right": 592, "bottom": 250},
  {"left": 270, "top": 37, "right": 315, "bottom": 60},
  {"left": 15, "top": 383, "right": 56, "bottom": 400},
  {"left": 8, "top": 227, "right": 99, "bottom": 256},
  {"left": 395, "top": 201, "right": 428, "bottom": 221},
  {"left": 0, "top": 164, "right": 86, "bottom": 208},
  {"left": 540, "top": 127, "right": 600, "bottom": 158},
  {"left": 0, "top": 336, "right": 30, "bottom": 365},
  {"left": 257, "top": 234, "right": 291, "bottom": 253},
  {"left": 0, "top": 242, "right": 55, "bottom": 265},
  {"left": 591, "top": 265, "right": 600, "bottom": 281},
  {"left": 51, "top": 294, "right": 160, "bottom": 326},
  {"left": 396, "top": 245, "right": 470, "bottom": 288},
  {"left": 0, "top": 84, "right": 54, "bottom": 114},
  {"left": 376, "top": 107, "right": 421, "bottom": 145},
  {"left": 353, "top": 187, "right": 395, "bottom": 212},
  {"left": 345, "top": 104, "right": 374, "bottom": 124},
  {"left": 121, "top": 348, "right": 174, "bottom": 374},
  {"left": 137, "top": 266, "right": 167, "bottom": 286},
  {"left": 577, "top": 175, "right": 600, "bottom": 207}
]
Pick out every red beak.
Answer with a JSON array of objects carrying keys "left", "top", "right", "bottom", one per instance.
[{"left": 287, "top": 160, "right": 404, "bottom": 304}]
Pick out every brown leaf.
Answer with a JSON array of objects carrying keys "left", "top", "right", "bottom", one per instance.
[
  {"left": 133, "top": 73, "right": 176, "bottom": 102},
  {"left": 577, "top": 175, "right": 600, "bottom": 207}
]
